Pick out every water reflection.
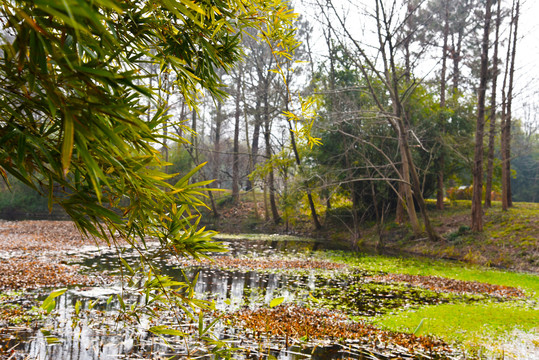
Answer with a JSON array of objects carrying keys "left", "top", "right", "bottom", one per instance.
[
  {"left": 23, "top": 291, "right": 151, "bottom": 360},
  {"left": 4, "top": 237, "right": 452, "bottom": 359}
]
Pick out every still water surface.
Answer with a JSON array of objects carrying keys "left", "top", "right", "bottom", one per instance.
[{"left": 7, "top": 237, "right": 453, "bottom": 359}]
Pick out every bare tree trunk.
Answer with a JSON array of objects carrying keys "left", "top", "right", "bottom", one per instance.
[
  {"left": 505, "top": 0, "right": 519, "bottom": 209},
  {"left": 485, "top": 0, "right": 501, "bottom": 208},
  {"left": 471, "top": 0, "right": 492, "bottom": 232},
  {"left": 351, "top": 188, "right": 361, "bottom": 243},
  {"left": 451, "top": 25, "right": 464, "bottom": 96},
  {"left": 161, "top": 74, "right": 171, "bottom": 171},
  {"left": 246, "top": 98, "right": 261, "bottom": 191},
  {"left": 186, "top": 109, "right": 219, "bottom": 218},
  {"left": 212, "top": 101, "right": 222, "bottom": 188},
  {"left": 399, "top": 0, "right": 414, "bottom": 223},
  {"left": 232, "top": 72, "right": 241, "bottom": 203},
  {"left": 263, "top": 92, "right": 281, "bottom": 224},
  {"left": 398, "top": 119, "right": 441, "bottom": 241},
  {"left": 399, "top": 136, "right": 421, "bottom": 235},
  {"left": 284, "top": 80, "right": 321, "bottom": 230},
  {"left": 501, "top": 86, "right": 508, "bottom": 210},
  {"left": 190, "top": 110, "right": 197, "bottom": 165},
  {"left": 437, "top": 0, "right": 450, "bottom": 211},
  {"left": 242, "top": 87, "right": 259, "bottom": 219},
  {"left": 395, "top": 180, "right": 405, "bottom": 224},
  {"left": 263, "top": 182, "right": 269, "bottom": 221}
]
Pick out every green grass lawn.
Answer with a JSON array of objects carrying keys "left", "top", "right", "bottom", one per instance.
[{"left": 321, "top": 250, "right": 539, "bottom": 355}]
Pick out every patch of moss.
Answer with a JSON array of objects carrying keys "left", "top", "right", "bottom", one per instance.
[
  {"left": 318, "top": 251, "right": 539, "bottom": 299},
  {"left": 371, "top": 301, "right": 539, "bottom": 353}
]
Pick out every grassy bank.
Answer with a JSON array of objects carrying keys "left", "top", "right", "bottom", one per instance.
[{"left": 207, "top": 193, "right": 539, "bottom": 273}]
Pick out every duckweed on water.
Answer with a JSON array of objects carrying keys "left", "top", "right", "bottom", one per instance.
[
  {"left": 309, "top": 272, "right": 489, "bottom": 317},
  {"left": 370, "top": 273, "right": 525, "bottom": 298}
]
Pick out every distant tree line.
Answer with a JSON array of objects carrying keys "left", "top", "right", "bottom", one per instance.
[{"left": 1, "top": 0, "right": 537, "bottom": 239}]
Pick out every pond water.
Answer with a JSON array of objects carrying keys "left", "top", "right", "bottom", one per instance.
[{"left": 2, "top": 237, "right": 459, "bottom": 359}]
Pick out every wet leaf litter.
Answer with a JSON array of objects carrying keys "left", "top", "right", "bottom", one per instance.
[{"left": 0, "top": 221, "right": 527, "bottom": 359}]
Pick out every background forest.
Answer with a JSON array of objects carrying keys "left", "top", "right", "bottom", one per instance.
[{"left": 1, "top": 0, "right": 537, "bottom": 240}]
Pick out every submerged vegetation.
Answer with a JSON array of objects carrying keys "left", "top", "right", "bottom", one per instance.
[{"left": 0, "top": 222, "right": 536, "bottom": 359}]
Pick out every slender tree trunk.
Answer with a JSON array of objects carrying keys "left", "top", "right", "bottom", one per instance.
[
  {"left": 395, "top": 180, "right": 405, "bottom": 224},
  {"left": 398, "top": 119, "right": 441, "bottom": 241},
  {"left": 188, "top": 109, "right": 219, "bottom": 218},
  {"left": 246, "top": 98, "right": 261, "bottom": 191},
  {"left": 399, "top": 0, "right": 414, "bottom": 222},
  {"left": 485, "top": 0, "right": 501, "bottom": 208},
  {"left": 505, "top": 0, "right": 519, "bottom": 208},
  {"left": 263, "top": 182, "right": 269, "bottom": 221},
  {"left": 403, "top": 0, "right": 412, "bottom": 83},
  {"left": 190, "top": 110, "right": 197, "bottom": 166},
  {"left": 399, "top": 136, "right": 421, "bottom": 235},
  {"left": 351, "top": 187, "right": 361, "bottom": 243},
  {"left": 471, "top": 0, "right": 492, "bottom": 232},
  {"left": 451, "top": 29, "right": 464, "bottom": 96},
  {"left": 284, "top": 84, "right": 321, "bottom": 230},
  {"left": 161, "top": 72, "right": 170, "bottom": 171},
  {"left": 263, "top": 91, "right": 281, "bottom": 224},
  {"left": 436, "top": 0, "right": 450, "bottom": 211},
  {"left": 501, "top": 0, "right": 519, "bottom": 211},
  {"left": 232, "top": 72, "right": 241, "bottom": 203},
  {"left": 500, "top": 5, "right": 511, "bottom": 211},
  {"left": 242, "top": 87, "right": 259, "bottom": 219},
  {"left": 213, "top": 101, "right": 222, "bottom": 188},
  {"left": 501, "top": 86, "right": 508, "bottom": 210}
]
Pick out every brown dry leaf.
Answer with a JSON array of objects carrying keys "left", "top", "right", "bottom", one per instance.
[
  {"left": 0, "top": 256, "right": 105, "bottom": 290},
  {"left": 224, "top": 305, "right": 451, "bottom": 355}
]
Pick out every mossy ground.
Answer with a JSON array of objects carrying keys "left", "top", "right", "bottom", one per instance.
[{"left": 371, "top": 301, "right": 538, "bottom": 356}]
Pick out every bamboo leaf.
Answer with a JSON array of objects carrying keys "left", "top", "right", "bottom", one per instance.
[
  {"left": 269, "top": 297, "right": 285, "bottom": 308},
  {"left": 61, "top": 111, "right": 75, "bottom": 176}
]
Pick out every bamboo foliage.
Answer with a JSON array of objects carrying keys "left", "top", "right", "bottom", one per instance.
[
  {"left": 0, "top": 0, "right": 301, "bottom": 337},
  {"left": 0, "top": 0, "right": 299, "bottom": 246}
]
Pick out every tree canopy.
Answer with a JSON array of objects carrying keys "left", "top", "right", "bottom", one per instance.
[{"left": 0, "top": 0, "right": 298, "bottom": 248}]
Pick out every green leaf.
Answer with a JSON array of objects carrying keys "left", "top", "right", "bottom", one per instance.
[
  {"left": 74, "top": 300, "right": 82, "bottom": 316},
  {"left": 269, "top": 297, "right": 285, "bottom": 308},
  {"left": 413, "top": 318, "right": 426, "bottom": 335},
  {"left": 198, "top": 311, "right": 204, "bottom": 335},
  {"left": 41, "top": 329, "right": 62, "bottom": 344},
  {"left": 149, "top": 325, "right": 186, "bottom": 337},
  {"left": 120, "top": 258, "right": 135, "bottom": 275},
  {"left": 40, "top": 288, "right": 67, "bottom": 314},
  {"left": 61, "top": 111, "right": 75, "bottom": 176}
]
